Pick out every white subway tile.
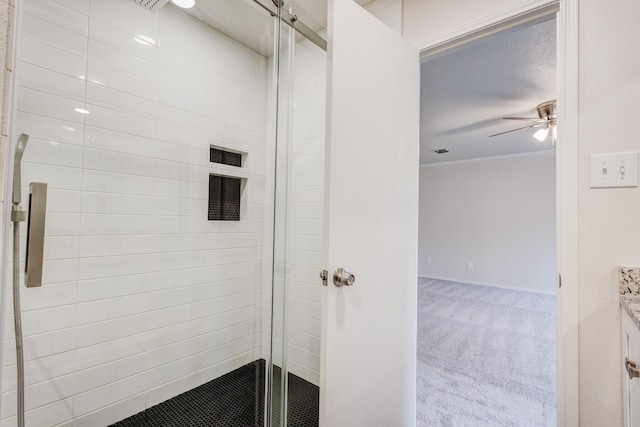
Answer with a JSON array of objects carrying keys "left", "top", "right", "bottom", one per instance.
[
  {"left": 81, "top": 192, "right": 153, "bottom": 216},
  {"left": 24, "top": 0, "right": 87, "bottom": 36},
  {"left": 86, "top": 84, "right": 157, "bottom": 122},
  {"left": 72, "top": 371, "right": 147, "bottom": 417},
  {"left": 11, "top": 281, "right": 77, "bottom": 312},
  {"left": 79, "top": 213, "right": 156, "bottom": 236},
  {"left": 40, "top": 213, "right": 81, "bottom": 237},
  {"left": 81, "top": 169, "right": 154, "bottom": 196},
  {"left": 21, "top": 13, "right": 87, "bottom": 57},
  {"left": 5, "top": 304, "right": 76, "bottom": 339},
  {"left": 70, "top": 393, "right": 145, "bottom": 427},
  {"left": 86, "top": 61, "right": 157, "bottom": 102},
  {"left": 89, "top": 0, "right": 158, "bottom": 43},
  {"left": 17, "top": 38, "right": 86, "bottom": 78},
  {"left": 88, "top": 18, "right": 158, "bottom": 64},
  {"left": 3, "top": 329, "right": 75, "bottom": 366},
  {"left": 84, "top": 126, "right": 155, "bottom": 158},
  {"left": 87, "top": 40, "right": 156, "bottom": 81},
  {"left": 17, "top": 87, "right": 86, "bottom": 124},
  {"left": 82, "top": 148, "right": 155, "bottom": 177},
  {"left": 1, "top": 376, "right": 74, "bottom": 418},
  {"left": 46, "top": 190, "right": 82, "bottom": 214},
  {"left": 106, "top": 0, "right": 159, "bottom": 26},
  {"left": 56, "top": 0, "right": 90, "bottom": 15},
  {"left": 25, "top": 397, "right": 73, "bottom": 426},
  {"left": 21, "top": 138, "right": 83, "bottom": 169},
  {"left": 21, "top": 163, "right": 81, "bottom": 191},
  {"left": 83, "top": 104, "right": 156, "bottom": 139},
  {"left": 18, "top": 62, "right": 86, "bottom": 101},
  {"left": 15, "top": 112, "right": 84, "bottom": 149},
  {"left": 2, "top": 351, "right": 76, "bottom": 392}
]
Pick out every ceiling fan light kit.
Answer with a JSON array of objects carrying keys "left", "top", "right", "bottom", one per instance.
[
  {"left": 533, "top": 127, "right": 550, "bottom": 141},
  {"left": 489, "top": 99, "right": 557, "bottom": 142}
]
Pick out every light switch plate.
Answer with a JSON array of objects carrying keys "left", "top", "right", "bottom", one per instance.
[{"left": 590, "top": 152, "right": 639, "bottom": 188}]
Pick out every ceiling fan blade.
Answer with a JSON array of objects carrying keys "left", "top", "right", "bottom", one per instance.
[
  {"left": 503, "top": 117, "right": 547, "bottom": 123},
  {"left": 489, "top": 123, "right": 545, "bottom": 138}
]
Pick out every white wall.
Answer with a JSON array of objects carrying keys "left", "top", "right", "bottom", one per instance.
[
  {"left": 419, "top": 151, "right": 556, "bottom": 293},
  {"left": 364, "top": 0, "right": 402, "bottom": 34},
  {"left": 406, "top": 0, "right": 640, "bottom": 425},
  {"left": 578, "top": 1, "right": 640, "bottom": 425},
  {"left": 0, "top": 1, "right": 269, "bottom": 425},
  {"left": 403, "top": 0, "right": 539, "bottom": 47}
]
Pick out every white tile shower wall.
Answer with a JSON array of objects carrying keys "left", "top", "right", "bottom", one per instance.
[{"left": 1, "top": 1, "right": 269, "bottom": 425}]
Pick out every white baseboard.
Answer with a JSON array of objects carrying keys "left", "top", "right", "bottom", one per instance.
[{"left": 418, "top": 275, "right": 557, "bottom": 296}]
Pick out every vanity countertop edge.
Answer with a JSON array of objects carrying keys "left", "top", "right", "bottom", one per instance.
[{"left": 619, "top": 266, "right": 640, "bottom": 331}]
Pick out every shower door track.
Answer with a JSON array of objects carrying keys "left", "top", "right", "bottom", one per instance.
[{"left": 252, "top": 0, "right": 328, "bottom": 51}]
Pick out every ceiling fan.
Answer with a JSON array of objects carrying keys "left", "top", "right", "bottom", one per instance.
[{"left": 489, "top": 99, "right": 557, "bottom": 142}]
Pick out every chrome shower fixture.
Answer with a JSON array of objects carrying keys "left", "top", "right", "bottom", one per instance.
[
  {"left": 12, "top": 133, "right": 28, "bottom": 205},
  {"left": 129, "top": 0, "right": 170, "bottom": 11}
]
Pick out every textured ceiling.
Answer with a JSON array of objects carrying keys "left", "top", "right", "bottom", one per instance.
[{"left": 420, "top": 17, "right": 557, "bottom": 165}]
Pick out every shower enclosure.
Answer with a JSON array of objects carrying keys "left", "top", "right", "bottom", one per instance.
[{"left": 0, "top": 0, "right": 326, "bottom": 425}]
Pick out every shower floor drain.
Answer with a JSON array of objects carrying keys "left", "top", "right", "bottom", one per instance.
[{"left": 109, "top": 360, "right": 319, "bottom": 427}]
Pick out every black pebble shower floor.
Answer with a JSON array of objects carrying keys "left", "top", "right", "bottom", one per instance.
[{"left": 108, "top": 360, "right": 319, "bottom": 427}]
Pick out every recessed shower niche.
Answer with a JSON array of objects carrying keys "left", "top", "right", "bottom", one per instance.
[
  {"left": 208, "top": 146, "right": 247, "bottom": 221},
  {"left": 208, "top": 174, "right": 244, "bottom": 221}
]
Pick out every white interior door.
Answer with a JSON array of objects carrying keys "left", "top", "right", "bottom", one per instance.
[{"left": 320, "top": 0, "right": 420, "bottom": 425}]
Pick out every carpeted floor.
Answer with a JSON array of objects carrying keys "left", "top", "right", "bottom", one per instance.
[{"left": 416, "top": 278, "right": 556, "bottom": 427}]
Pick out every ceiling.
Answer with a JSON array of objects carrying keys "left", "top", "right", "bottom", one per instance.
[
  {"left": 289, "top": 0, "right": 376, "bottom": 31},
  {"left": 420, "top": 17, "right": 557, "bottom": 165}
]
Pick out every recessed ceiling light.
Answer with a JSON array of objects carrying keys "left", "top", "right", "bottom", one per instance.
[
  {"left": 171, "top": 0, "right": 195, "bottom": 8},
  {"left": 75, "top": 108, "right": 90, "bottom": 115}
]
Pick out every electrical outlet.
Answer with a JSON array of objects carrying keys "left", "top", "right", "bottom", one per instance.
[
  {"left": 467, "top": 261, "right": 474, "bottom": 269},
  {"left": 426, "top": 257, "right": 431, "bottom": 265}
]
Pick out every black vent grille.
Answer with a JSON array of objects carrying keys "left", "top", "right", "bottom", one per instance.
[
  {"left": 210, "top": 148, "right": 242, "bottom": 167},
  {"left": 209, "top": 175, "right": 241, "bottom": 221}
]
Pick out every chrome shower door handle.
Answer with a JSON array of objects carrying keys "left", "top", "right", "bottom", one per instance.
[{"left": 333, "top": 268, "right": 355, "bottom": 287}]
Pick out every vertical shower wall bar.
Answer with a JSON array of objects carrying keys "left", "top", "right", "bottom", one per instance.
[{"left": 281, "top": 15, "right": 297, "bottom": 427}]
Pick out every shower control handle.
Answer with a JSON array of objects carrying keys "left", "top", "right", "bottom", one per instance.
[
  {"left": 25, "top": 182, "right": 47, "bottom": 288},
  {"left": 333, "top": 268, "right": 355, "bottom": 287}
]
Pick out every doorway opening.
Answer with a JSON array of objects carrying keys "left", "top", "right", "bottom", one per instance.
[{"left": 416, "top": 15, "right": 558, "bottom": 426}]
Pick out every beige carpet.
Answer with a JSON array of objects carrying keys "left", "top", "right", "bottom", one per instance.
[{"left": 416, "top": 278, "right": 556, "bottom": 426}]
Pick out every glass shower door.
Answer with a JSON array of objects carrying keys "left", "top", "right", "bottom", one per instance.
[{"left": 269, "top": 2, "right": 327, "bottom": 426}]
